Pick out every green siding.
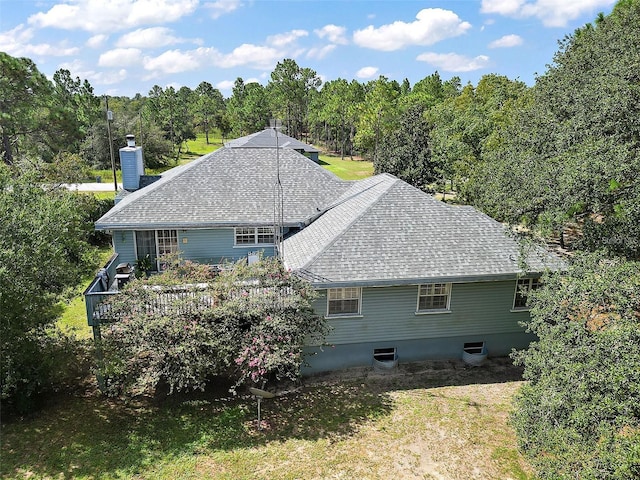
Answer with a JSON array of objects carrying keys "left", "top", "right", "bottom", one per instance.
[{"left": 316, "top": 281, "right": 526, "bottom": 345}]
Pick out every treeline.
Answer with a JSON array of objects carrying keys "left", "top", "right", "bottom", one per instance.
[
  {"left": 1, "top": 2, "right": 639, "bottom": 477},
  {"left": 2, "top": 14, "right": 639, "bottom": 256}
]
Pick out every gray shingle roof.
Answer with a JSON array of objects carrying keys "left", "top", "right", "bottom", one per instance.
[
  {"left": 224, "top": 128, "right": 319, "bottom": 153},
  {"left": 96, "top": 148, "right": 348, "bottom": 230},
  {"left": 283, "top": 173, "right": 564, "bottom": 286}
]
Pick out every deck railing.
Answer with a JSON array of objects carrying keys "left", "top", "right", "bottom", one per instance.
[
  {"left": 84, "top": 252, "right": 121, "bottom": 326},
  {"left": 84, "top": 253, "right": 289, "bottom": 326}
]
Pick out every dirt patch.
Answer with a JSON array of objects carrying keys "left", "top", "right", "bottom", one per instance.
[{"left": 304, "top": 356, "right": 523, "bottom": 391}]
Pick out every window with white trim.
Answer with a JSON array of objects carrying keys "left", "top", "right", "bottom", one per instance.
[
  {"left": 417, "top": 283, "right": 451, "bottom": 312},
  {"left": 327, "top": 287, "right": 361, "bottom": 316},
  {"left": 134, "top": 229, "right": 178, "bottom": 271},
  {"left": 234, "top": 226, "right": 274, "bottom": 245},
  {"left": 157, "top": 229, "right": 178, "bottom": 256},
  {"left": 513, "top": 278, "right": 540, "bottom": 309}
]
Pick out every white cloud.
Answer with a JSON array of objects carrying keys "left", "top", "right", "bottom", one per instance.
[
  {"left": 91, "top": 69, "right": 129, "bottom": 85},
  {"left": 416, "top": 52, "right": 491, "bottom": 72},
  {"left": 267, "top": 29, "right": 308, "bottom": 48},
  {"left": 356, "top": 66, "right": 379, "bottom": 79},
  {"left": 314, "top": 24, "right": 348, "bottom": 45},
  {"left": 143, "top": 48, "right": 202, "bottom": 74},
  {"left": 87, "top": 34, "right": 108, "bottom": 48},
  {"left": 217, "top": 43, "right": 282, "bottom": 69},
  {"left": 216, "top": 79, "right": 235, "bottom": 91},
  {"left": 0, "top": 24, "right": 34, "bottom": 54},
  {"left": 481, "top": 0, "right": 524, "bottom": 16},
  {"left": 203, "top": 0, "right": 243, "bottom": 19},
  {"left": 480, "top": 0, "right": 615, "bottom": 27},
  {"left": 116, "top": 27, "right": 189, "bottom": 48},
  {"left": 26, "top": 43, "right": 80, "bottom": 57},
  {"left": 99, "top": 48, "right": 143, "bottom": 67},
  {"left": 0, "top": 25, "right": 80, "bottom": 57},
  {"left": 353, "top": 8, "right": 471, "bottom": 51},
  {"left": 28, "top": 0, "right": 199, "bottom": 33},
  {"left": 141, "top": 36, "right": 289, "bottom": 78},
  {"left": 306, "top": 44, "right": 337, "bottom": 60},
  {"left": 58, "top": 60, "right": 128, "bottom": 85},
  {"left": 0, "top": 24, "right": 79, "bottom": 57},
  {"left": 489, "top": 34, "right": 523, "bottom": 48}
]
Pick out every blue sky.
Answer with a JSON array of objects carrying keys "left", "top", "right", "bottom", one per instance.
[{"left": 0, "top": 0, "right": 616, "bottom": 98}]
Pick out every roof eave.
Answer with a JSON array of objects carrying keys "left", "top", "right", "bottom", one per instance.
[
  {"left": 96, "top": 220, "right": 306, "bottom": 231},
  {"left": 296, "top": 271, "right": 555, "bottom": 289}
]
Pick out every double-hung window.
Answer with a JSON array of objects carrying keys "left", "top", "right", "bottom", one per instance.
[
  {"left": 417, "top": 283, "right": 451, "bottom": 312},
  {"left": 513, "top": 278, "right": 540, "bottom": 309},
  {"left": 235, "top": 226, "right": 274, "bottom": 246},
  {"left": 327, "top": 287, "right": 361, "bottom": 316}
]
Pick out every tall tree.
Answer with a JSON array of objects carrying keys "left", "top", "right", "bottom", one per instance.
[
  {"left": 429, "top": 74, "right": 527, "bottom": 192},
  {"left": 194, "top": 81, "right": 225, "bottom": 144},
  {"left": 226, "top": 79, "right": 271, "bottom": 136},
  {"left": 0, "top": 53, "right": 52, "bottom": 165},
  {"left": 354, "top": 76, "right": 401, "bottom": 161},
  {"left": 49, "top": 69, "right": 101, "bottom": 156},
  {"left": 375, "top": 102, "right": 437, "bottom": 190},
  {"left": 310, "top": 79, "right": 364, "bottom": 158},
  {"left": 466, "top": 1, "right": 640, "bottom": 257},
  {"left": 146, "top": 85, "right": 196, "bottom": 162},
  {"left": 404, "top": 71, "right": 461, "bottom": 110},
  {"left": 267, "top": 59, "right": 321, "bottom": 139}
]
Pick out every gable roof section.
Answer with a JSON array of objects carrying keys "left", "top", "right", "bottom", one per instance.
[
  {"left": 283, "top": 173, "right": 564, "bottom": 287},
  {"left": 224, "top": 128, "right": 319, "bottom": 153},
  {"left": 96, "top": 148, "right": 348, "bottom": 230}
]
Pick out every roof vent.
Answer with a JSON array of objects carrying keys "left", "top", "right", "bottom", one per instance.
[{"left": 126, "top": 134, "right": 135, "bottom": 148}]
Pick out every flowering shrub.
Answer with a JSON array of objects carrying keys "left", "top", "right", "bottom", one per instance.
[{"left": 98, "top": 256, "right": 327, "bottom": 397}]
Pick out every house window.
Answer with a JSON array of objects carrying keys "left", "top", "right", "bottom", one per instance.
[
  {"left": 134, "top": 230, "right": 178, "bottom": 271},
  {"left": 513, "top": 278, "right": 540, "bottom": 309},
  {"left": 235, "top": 226, "right": 274, "bottom": 245},
  {"left": 327, "top": 287, "right": 361, "bottom": 316},
  {"left": 417, "top": 283, "right": 451, "bottom": 312},
  {"left": 157, "top": 229, "right": 178, "bottom": 256}
]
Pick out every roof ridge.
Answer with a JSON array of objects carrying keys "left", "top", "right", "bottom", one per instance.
[{"left": 295, "top": 175, "right": 399, "bottom": 271}]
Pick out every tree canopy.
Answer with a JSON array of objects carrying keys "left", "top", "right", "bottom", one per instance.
[
  {"left": 512, "top": 253, "right": 640, "bottom": 479},
  {"left": 465, "top": 1, "right": 640, "bottom": 257}
]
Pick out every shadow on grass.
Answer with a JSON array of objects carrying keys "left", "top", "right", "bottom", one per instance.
[
  {"left": 0, "top": 377, "right": 393, "bottom": 479},
  {"left": 1, "top": 358, "right": 523, "bottom": 479}
]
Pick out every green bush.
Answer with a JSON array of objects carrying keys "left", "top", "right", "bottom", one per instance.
[
  {"left": 2, "top": 327, "right": 91, "bottom": 415},
  {"left": 512, "top": 253, "right": 640, "bottom": 479},
  {"left": 98, "top": 257, "right": 328, "bottom": 397}
]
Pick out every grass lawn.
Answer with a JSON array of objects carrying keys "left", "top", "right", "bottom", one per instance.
[
  {"left": 319, "top": 153, "right": 374, "bottom": 180},
  {"left": 90, "top": 134, "right": 222, "bottom": 183},
  {"left": 178, "top": 133, "right": 223, "bottom": 163},
  {"left": 57, "top": 245, "right": 114, "bottom": 339},
  {"left": 1, "top": 358, "right": 533, "bottom": 479}
]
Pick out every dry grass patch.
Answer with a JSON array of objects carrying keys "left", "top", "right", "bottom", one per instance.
[{"left": 1, "top": 358, "right": 533, "bottom": 480}]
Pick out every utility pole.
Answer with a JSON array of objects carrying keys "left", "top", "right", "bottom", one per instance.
[{"left": 105, "top": 95, "right": 117, "bottom": 192}]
